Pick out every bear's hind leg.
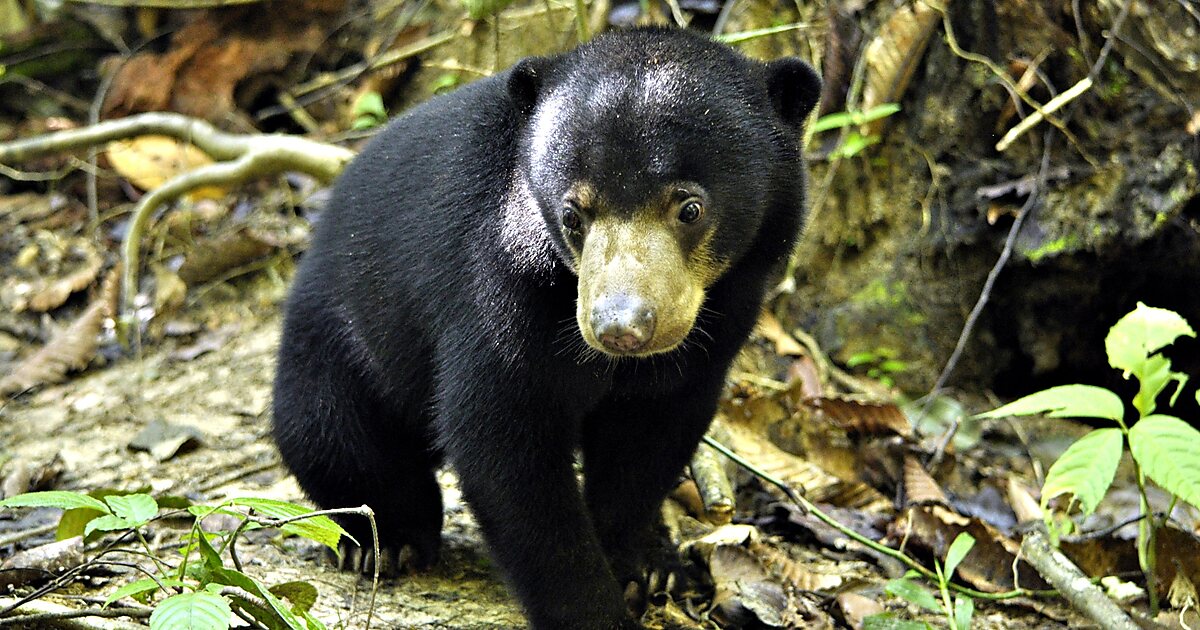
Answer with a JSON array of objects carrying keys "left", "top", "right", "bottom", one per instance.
[{"left": 272, "top": 313, "right": 443, "bottom": 574}]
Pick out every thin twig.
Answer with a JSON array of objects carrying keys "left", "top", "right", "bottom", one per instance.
[
  {"left": 0, "top": 603, "right": 150, "bottom": 628},
  {"left": 1087, "top": 0, "right": 1133, "bottom": 83},
  {"left": 996, "top": 77, "right": 1092, "bottom": 152},
  {"left": 925, "top": 132, "right": 1055, "bottom": 465}
]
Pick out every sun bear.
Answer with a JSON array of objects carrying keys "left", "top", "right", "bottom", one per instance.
[{"left": 273, "top": 26, "right": 820, "bottom": 630}]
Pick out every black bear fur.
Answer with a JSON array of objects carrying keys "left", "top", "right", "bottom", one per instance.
[{"left": 273, "top": 27, "right": 820, "bottom": 630}]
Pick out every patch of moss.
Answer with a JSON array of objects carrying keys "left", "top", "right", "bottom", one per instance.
[
  {"left": 850, "top": 279, "right": 927, "bottom": 327},
  {"left": 1022, "top": 233, "right": 1080, "bottom": 264}
]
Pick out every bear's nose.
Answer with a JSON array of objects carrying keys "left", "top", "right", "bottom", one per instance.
[{"left": 591, "top": 294, "right": 656, "bottom": 354}]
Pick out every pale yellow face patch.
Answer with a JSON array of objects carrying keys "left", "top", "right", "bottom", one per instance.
[{"left": 575, "top": 213, "right": 711, "bottom": 357}]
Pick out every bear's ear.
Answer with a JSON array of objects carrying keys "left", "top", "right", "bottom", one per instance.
[
  {"left": 509, "top": 56, "right": 552, "bottom": 114},
  {"left": 765, "top": 58, "right": 822, "bottom": 127}
]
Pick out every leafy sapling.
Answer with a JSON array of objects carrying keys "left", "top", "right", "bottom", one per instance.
[
  {"left": 976, "top": 303, "right": 1199, "bottom": 612},
  {"left": 0, "top": 490, "right": 360, "bottom": 630},
  {"left": 866, "top": 532, "right": 977, "bottom": 630}
]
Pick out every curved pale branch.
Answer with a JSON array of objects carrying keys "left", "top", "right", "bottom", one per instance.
[{"left": 0, "top": 112, "right": 356, "bottom": 333}]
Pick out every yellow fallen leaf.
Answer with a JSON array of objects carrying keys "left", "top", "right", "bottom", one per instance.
[{"left": 106, "top": 135, "right": 227, "bottom": 200}]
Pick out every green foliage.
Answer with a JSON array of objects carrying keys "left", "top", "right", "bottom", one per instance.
[
  {"left": 1128, "top": 415, "right": 1200, "bottom": 508},
  {"left": 350, "top": 91, "right": 387, "bottom": 130},
  {"left": 978, "top": 303, "right": 1199, "bottom": 612},
  {"left": 150, "top": 590, "right": 232, "bottom": 630},
  {"left": 1, "top": 490, "right": 359, "bottom": 630},
  {"left": 715, "top": 22, "right": 810, "bottom": 45},
  {"left": 872, "top": 533, "right": 976, "bottom": 630},
  {"left": 810, "top": 104, "right": 901, "bottom": 160},
  {"left": 846, "top": 347, "right": 908, "bottom": 388},
  {"left": 811, "top": 104, "right": 902, "bottom": 133},
  {"left": 1040, "top": 428, "right": 1123, "bottom": 516},
  {"left": 0, "top": 490, "right": 109, "bottom": 512},
  {"left": 975, "top": 384, "right": 1124, "bottom": 422},
  {"left": 1106, "top": 303, "right": 1194, "bottom": 415},
  {"left": 431, "top": 72, "right": 461, "bottom": 95},
  {"left": 230, "top": 497, "right": 350, "bottom": 553}
]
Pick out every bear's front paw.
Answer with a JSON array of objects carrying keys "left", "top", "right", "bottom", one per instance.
[
  {"left": 613, "top": 540, "right": 695, "bottom": 618},
  {"left": 329, "top": 537, "right": 438, "bottom": 577}
]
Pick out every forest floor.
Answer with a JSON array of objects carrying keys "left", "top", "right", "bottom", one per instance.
[{"left": 1, "top": 298, "right": 526, "bottom": 628}]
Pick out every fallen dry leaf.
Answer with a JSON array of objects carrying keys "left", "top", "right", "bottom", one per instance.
[
  {"left": 0, "top": 267, "right": 119, "bottom": 397},
  {"left": 102, "top": 8, "right": 332, "bottom": 121},
  {"left": 805, "top": 396, "right": 912, "bottom": 438},
  {"left": 1006, "top": 476, "right": 1043, "bottom": 524},
  {"left": 756, "top": 311, "right": 807, "bottom": 357},
  {"left": 177, "top": 226, "right": 277, "bottom": 285},
  {"left": 106, "top": 135, "right": 226, "bottom": 200},
  {"left": 861, "top": 0, "right": 941, "bottom": 134},
  {"left": 718, "top": 417, "right": 890, "bottom": 511}
]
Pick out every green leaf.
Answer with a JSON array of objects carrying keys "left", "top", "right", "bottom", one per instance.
[
  {"left": 831, "top": 131, "right": 879, "bottom": 159},
  {"left": 974, "top": 385, "right": 1124, "bottom": 422},
  {"left": 863, "top": 613, "right": 933, "bottom": 630},
  {"left": 879, "top": 359, "right": 908, "bottom": 373},
  {"left": 269, "top": 581, "right": 318, "bottom": 613},
  {"left": 196, "top": 529, "right": 226, "bottom": 573},
  {"left": 715, "top": 22, "right": 809, "bottom": 45},
  {"left": 351, "top": 91, "right": 385, "bottom": 120},
  {"left": 57, "top": 507, "right": 108, "bottom": 540},
  {"left": 104, "top": 577, "right": 187, "bottom": 606},
  {"left": 105, "top": 494, "right": 158, "bottom": 526},
  {"left": 430, "top": 73, "right": 461, "bottom": 94},
  {"left": 210, "top": 567, "right": 306, "bottom": 630},
  {"left": 187, "top": 505, "right": 245, "bottom": 520},
  {"left": 299, "top": 609, "right": 328, "bottom": 630},
  {"left": 860, "top": 103, "right": 902, "bottom": 123},
  {"left": 84, "top": 514, "right": 136, "bottom": 537},
  {"left": 953, "top": 594, "right": 974, "bottom": 630},
  {"left": 845, "top": 351, "right": 878, "bottom": 368},
  {"left": 1041, "top": 428, "right": 1124, "bottom": 515},
  {"left": 943, "top": 533, "right": 975, "bottom": 582},
  {"left": 149, "top": 591, "right": 231, "bottom": 630},
  {"left": 812, "top": 111, "right": 856, "bottom": 133},
  {"left": 1129, "top": 415, "right": 1200, "bottom": 508},
  {"left": 229, "top": 498, "right": 349, "bottom": 552},
  {"left": 885, "top": 577, "right": 942, "bottom": 613},
  {"left": 1106, "top": 303, "right": 1195, "bottom": 374},
  {"left": 1130, "top": 353, "right": 1189, "bottom": 416},
  {"left": 0, "top": 491, "right": 109, "bottom": 513},
  {"left": 811, "top": 104, "right": 902, "bottom": 133}
]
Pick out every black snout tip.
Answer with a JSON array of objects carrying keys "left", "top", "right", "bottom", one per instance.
[{"left": 591, "top": 294, "right": 656, "bottom": 354}]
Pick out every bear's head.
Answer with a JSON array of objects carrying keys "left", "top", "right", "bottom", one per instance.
[{"left": 511, "top": 28, "right": 820, "bottom": 358}]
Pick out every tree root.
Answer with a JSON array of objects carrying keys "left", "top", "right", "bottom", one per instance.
[{"left": 0, "top": 112, "right": 355, "bottom": 339}]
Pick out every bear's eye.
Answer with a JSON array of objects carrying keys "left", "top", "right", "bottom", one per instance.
[
  {"left": 561, "top": 205, "right": 582, "bottom": 232},
  {"left": 677, "top": 200, "right": 704, "bottom": 224}
]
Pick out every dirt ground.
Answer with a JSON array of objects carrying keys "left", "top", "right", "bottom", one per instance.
[{"left": 0, "top": 301, "right": 526, "bottom": 629}]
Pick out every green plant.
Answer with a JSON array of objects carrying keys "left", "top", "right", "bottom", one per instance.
[
  {"left": 0, "top": 490, "right": 366, "bottom": 630},
  {"left": 977, "top": 302, "right": 1200, "bottom": 612},
  {"left": 810, "top": 103, "right": 901, "bottom": 159},
  {"left": 846, "top": 346, "right": 908, "bottom": 388},
  {"left": 351, "top": 91, "right": 388, "bottom": 130},
  {"left": 865, "top": 532, "right": 977, "bottom": 630}
]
